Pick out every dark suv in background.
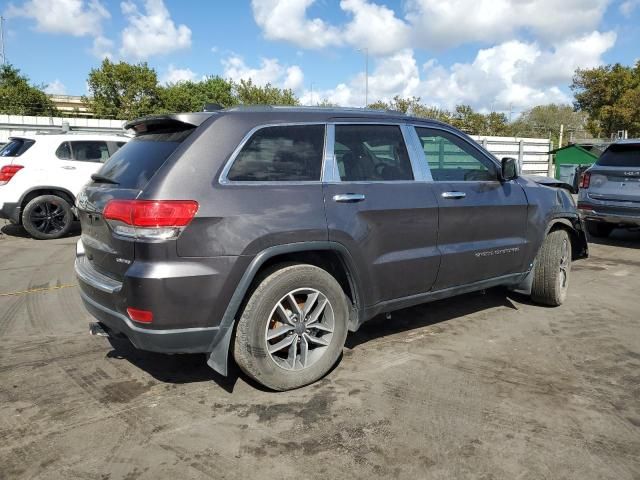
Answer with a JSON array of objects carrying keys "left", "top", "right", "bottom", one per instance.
[
  {"left": 75, "top": 107, "right": 588, "bottom": 391},
  {"left": 578, "top": 139, "right": 640, "bottom": 237}
]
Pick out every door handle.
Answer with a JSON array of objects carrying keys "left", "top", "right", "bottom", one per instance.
[
  {"left": 441, "top": 191, "right": 466, "bottom": 199},
  {"left": 61, "top": 166, "right": 76, "bottom": 170},
  {"left": 333, "top": 193, "right": 366, "bottom": 203}
]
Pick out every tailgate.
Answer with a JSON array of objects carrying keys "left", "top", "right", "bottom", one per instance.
[{"left": 78, "top": 186, "right": 139, "bottom": 280}]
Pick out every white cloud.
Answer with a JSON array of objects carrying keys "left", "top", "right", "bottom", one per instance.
[
  {"left": 405, "top": 0, "right": 611, "bottom": 48},
  {"left": 91, "top": 35, "right": 114, "bottom": 59},
  {"left": 161, "top": 65, "right": 198, "bottom": 85},
  {"left": 119, "top": 0, "right": 192, "bottom": 60},
  {"left": 302, "top": 49, "right": 420, "bottom": 106},
  {"left": 45, "top": 79, "right": 67, "bottom": 95},
  {"left": 7, "top": 0, "right": 110, "bottom": 36},
  {"left": 251, "top": 0, "right": 612, "bottom": 53},
  {"left": 251, "top": 0, "right": 343, "bottom": 50},
  {"left": 222, "top": 55, "right": 305, "bottom": 92},
  {"left": 341, "top": 0, "right": 411, "bottom": 55},
  {"left": 304, "top": 32, "right": 615, "bottom": 111},
  {"left": 620, "top": 0, "right": 640, "bottom": 15}
]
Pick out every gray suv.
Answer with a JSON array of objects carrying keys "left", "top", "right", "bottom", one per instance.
[
  {"left": 578, "top": 139, "right": 640, "bottom": 237},
  {"left": 75, "top": 107, "right": 588, "bottom": 391}
]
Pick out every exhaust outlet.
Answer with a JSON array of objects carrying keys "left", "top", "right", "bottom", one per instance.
[{"left": 89, "top": 322, "right": 110, "bottom": 337}]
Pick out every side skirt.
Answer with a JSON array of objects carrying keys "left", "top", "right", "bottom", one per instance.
[{"left": 360, "top": 272, "right": 528, "bottom": 327}]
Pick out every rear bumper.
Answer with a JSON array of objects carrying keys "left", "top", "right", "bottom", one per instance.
[
  {"left": 75, "top": 239, "right": 241, "bottom": 353},
  {"left": 79, "top": 289, "right": 218, "bottom": 352},
  {"left": 577, "top": 202, "right": 640, "bottom": 227}
]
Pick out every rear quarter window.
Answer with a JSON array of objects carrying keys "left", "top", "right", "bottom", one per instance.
[
  {"left": 95, "top": 129, "right": 194, "bottom": 190},
  {"left": 0, "top": 138, "right": 35, "bottom": 157},
  {"left": 226, "top": 124, "right": 325, "bottom": 182}
]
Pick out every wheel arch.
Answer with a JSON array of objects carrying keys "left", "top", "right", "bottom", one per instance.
[
  {"left": 206, "top": 241, "right": 363, "bottom": 376},
  {"left": 18, "top": 186, "right": 76, "bottom": 223},
  {"left": 545, "top": 216, "right": 588, "bottom": 260}
]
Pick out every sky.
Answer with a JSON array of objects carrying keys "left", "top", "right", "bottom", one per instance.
[{"left": 2, "top": 0, "right": 639, "bottom": 115}]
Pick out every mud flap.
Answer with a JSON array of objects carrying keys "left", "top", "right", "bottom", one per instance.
[
  {"left": 509, "top": 265, "right": 535, "bottom": 296},
  {"left": 206, "top": 326, "right": 234, "bottom": 376}
]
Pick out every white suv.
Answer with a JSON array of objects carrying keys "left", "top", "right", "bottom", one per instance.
[{"left": 0, "top": 133, "right": 129, "bottom": 239}]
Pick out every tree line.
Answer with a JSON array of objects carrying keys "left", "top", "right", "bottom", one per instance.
[{"left": 1, "top": 59, "right": 639, "bottom": 141}]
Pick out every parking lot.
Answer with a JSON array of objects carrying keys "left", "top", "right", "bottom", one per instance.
[{"left": 0, "top": 220, "right": 638, "bottom": 480}]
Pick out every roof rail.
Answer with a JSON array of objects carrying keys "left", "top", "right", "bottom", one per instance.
[{"left": 222, "top": 105, "right": 406, "bottom": 115}]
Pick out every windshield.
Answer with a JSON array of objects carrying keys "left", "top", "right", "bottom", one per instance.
[
  {"left": 597, "top": 143, "right": 640, "bottom": 167},
  {"left": 95, "top": 128, "right": 194, "bottom": 189},
  {"left": 0, "top": 139, "right": 35, "bottom": 157}
]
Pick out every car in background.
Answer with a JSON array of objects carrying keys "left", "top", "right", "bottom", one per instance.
[
  {"left": 578, "top": 139, "right": 640, "bottom": 237},
  {"left": 0, "top": 133, "right": 129, "bottom": 239}
]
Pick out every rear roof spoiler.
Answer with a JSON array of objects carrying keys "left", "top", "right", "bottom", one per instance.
[{"left": 124, "top": 112, "right": 216, "bottom": 133}]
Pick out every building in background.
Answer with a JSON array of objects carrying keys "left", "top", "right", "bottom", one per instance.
[{"left": 48, "top": 95, "right": 93, "bottom": 118}]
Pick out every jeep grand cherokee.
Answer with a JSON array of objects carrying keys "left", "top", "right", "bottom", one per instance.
[{"left": 75, "top": 107, "right": 588, "bottom": 391}]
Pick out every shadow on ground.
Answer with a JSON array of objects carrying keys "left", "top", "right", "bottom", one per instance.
[
  {"left": 587, "top": 228, "right": 640, "bottom": 250},
  {"left": 1, "top": 221, "right": 81, "bottom": 239},
  {"left": 104, "top": 287, "right": 519, "bottom": 392}
]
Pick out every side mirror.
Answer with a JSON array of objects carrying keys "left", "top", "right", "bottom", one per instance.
[{"left": 501, "top": 157, "right": 518, "bottom": 181}]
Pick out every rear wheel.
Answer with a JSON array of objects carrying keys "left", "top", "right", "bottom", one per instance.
[
  {"left": 586, "top": 221, "right": 614, "bottom": 238},
  {"left": 531, "top": 229, "right": 571, "bottom": 306},
  {"left": 22, "top": 195, "right": 73, "bottom": 240},
  {"left": 233, "top": 264, "right": 349, "bottom": 391}
]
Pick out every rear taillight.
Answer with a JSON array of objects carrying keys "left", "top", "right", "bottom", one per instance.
[
  {"left": 0, "top": 165, "right": 24, "bottom": 185},
  {"left": 103, "top": 200, "right": 198, "bottom": 241},
  {"left": 579, "top": 171, "right": 591, "bottom": 189}
]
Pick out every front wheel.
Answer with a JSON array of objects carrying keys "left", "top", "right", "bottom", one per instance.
[
  {"left": 22, "top": 195, "right": 73, "bottom": 240},
  {"left": 531, "top": 229, "right": 572, "bottom": 306},
  {"left": 233, "top": 264, "right": 349, "bottom": 391}
]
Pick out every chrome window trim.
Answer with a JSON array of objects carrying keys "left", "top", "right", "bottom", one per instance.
[
  {"left": 218, "top": 122, "right": 327, "bottom": 185},
  {"left": 401, "top": 124, "right": 432, "bottom": 182},
  {"left": 410, "top": 123, "right": 502, "bottom": 182},
  {"left": 328, "top": 121, "right": 425, "bottom": 184}
]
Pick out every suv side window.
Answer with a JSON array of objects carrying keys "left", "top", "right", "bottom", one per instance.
[
  {"left": 227, "top": 125, "right": 325, "bottom": 182},
  {"left": 415, "top": 128, "right": 497, "bottom": 182},
  {"left": 70, "top": 141, "right": 110, "bottom": 163},
  {"left": 56, "top": 142, "right": 72, "bottom": 160},
  {"left": 334, "top": 125, "right": 413, "bottom": 181}
]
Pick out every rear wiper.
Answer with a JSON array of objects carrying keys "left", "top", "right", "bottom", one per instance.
[{"left": 91, "top": 174, "right": 119, "bottom": 185}]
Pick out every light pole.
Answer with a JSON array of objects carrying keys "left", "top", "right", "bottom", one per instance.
[{"left": 358, "top": 48, "right": 369, "bottom": 107}]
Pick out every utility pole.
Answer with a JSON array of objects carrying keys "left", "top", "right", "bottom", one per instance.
[
  {"left": 310, "top": 83, "right": 314, "bottom": 106},
  {"left": 0, "top": 16, "right": 6, "bottom": 65},
  {"left": 558, "top": 124, "right": 564, "bottom": 149},
  {"left": 358, "top": 48, "right": 369, "bottom": 107}
]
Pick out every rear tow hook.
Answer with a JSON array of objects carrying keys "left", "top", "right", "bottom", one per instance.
[{"left": 89, "top": 322, "right": 110, "bottom": 337}]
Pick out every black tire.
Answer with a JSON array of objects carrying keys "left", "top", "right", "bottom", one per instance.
[
  {"left": 531, "top": 229, "right": 572, "bottom": 306},
  {"left": 586, "top": 221, "right": 614, "bottom": 238},
  {"left": 233, "top": 264, "right": 349, "bottom": 391},
  {"left": 22, "top": 194, "right": 73, "bottom": 240}
]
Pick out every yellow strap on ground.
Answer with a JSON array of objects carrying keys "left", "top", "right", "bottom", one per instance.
[{"left": 0, "top": 284, "right": 77, "bottom": 297}]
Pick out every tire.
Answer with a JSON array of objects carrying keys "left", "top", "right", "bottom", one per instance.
[
  {"left": 22, "top": 194, "right": 73, "bottom": 240},
  {"left": 586, "top": 221, "right": 614, "bottom": 238},
  {"left": 531, "top": 229, "right": 572, "bottom": 307},
  {"left": 233, "top": 264, "right": 349, "bottom": 391}
]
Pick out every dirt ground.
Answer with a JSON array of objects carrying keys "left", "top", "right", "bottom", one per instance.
[{"left": 0, "top": 220, "right": 638, "bottom": 480}]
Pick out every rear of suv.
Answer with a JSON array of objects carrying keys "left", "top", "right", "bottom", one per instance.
[
  {"left": 0, "top": 133, "right": 128, "bottom": 239},
  {"left": 76, "top": 108, "right": 587, "bottom": 391},
  {"left": 578, "top": 140, "right": 640, "bottom": 237}
]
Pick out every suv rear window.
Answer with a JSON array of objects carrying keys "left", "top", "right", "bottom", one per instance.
[
  {"left": 0, "top": 138, "right": 35, "bottom": 157},
  {"left": 226, "top": 125, "right": 325, "bottom": 182},
  {"left": 95, "top": 129, "right": 194, "bottom": 189},
  {"left": 597, "top": 143, "right": 640, "bottom": 167}
]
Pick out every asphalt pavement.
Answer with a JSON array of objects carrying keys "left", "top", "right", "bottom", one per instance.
[{"left": 1, "top": 220, "right": 639, "bottom": 480}]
